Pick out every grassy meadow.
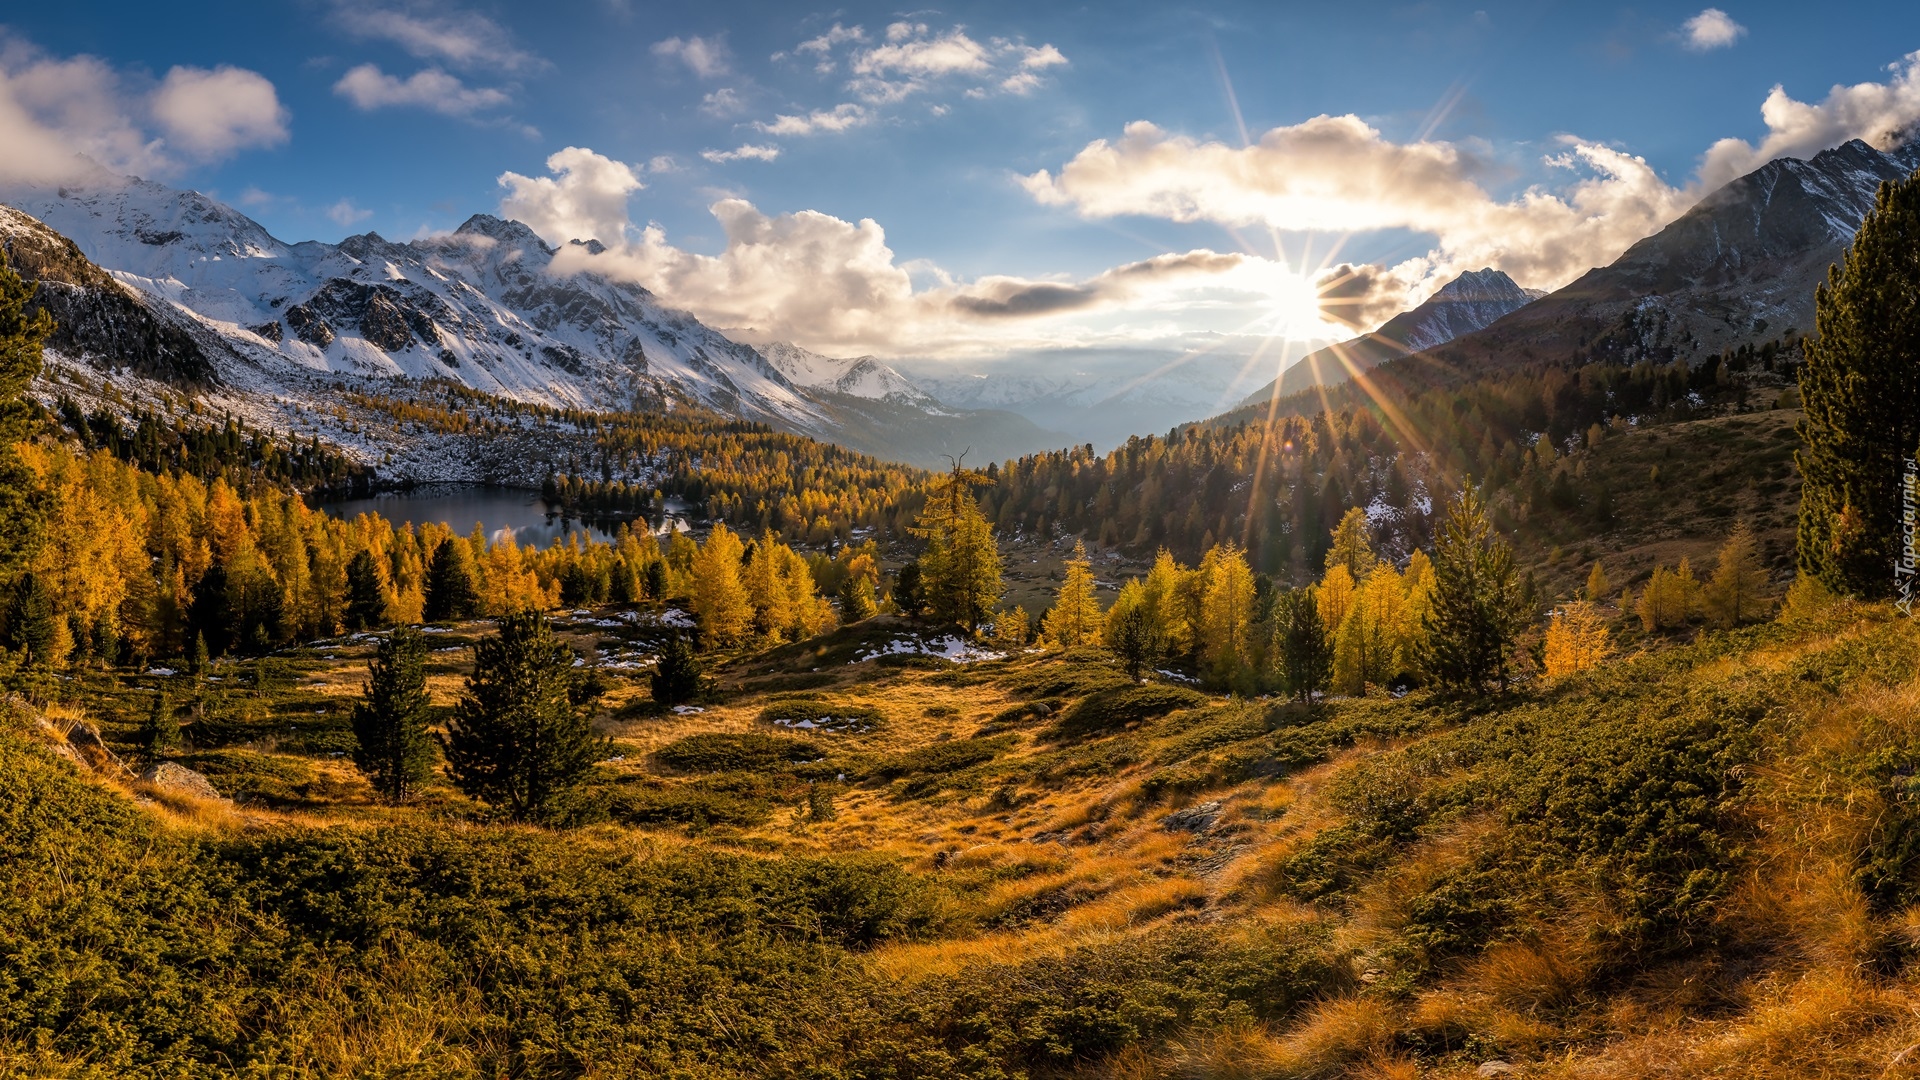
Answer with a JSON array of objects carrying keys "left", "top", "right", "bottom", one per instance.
[{"left": 10, "top": 581, "right": 1920, "bottom": 1079}]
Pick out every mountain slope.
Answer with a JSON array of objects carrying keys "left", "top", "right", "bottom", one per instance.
[
  {"left": 0, "top": 170, "right": 1060, "bottom": 469},
  {"left": 1239, "top": 268, "right": 1541, "bottom": 405},
  {"left": 1419, "top": 138, "right": 1920, "bottom": 371}
]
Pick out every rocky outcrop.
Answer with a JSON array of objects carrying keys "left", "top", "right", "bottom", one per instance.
[{"left": 138, "top": 762, "right": 224, "bottom": 801}]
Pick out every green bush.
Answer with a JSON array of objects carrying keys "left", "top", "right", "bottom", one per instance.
[
  {"left": 1048, "top": 685, "right": 1210, "bottom": 740},
  {"left": 655, "top": 732, "right": 819, "bottom": 773}
]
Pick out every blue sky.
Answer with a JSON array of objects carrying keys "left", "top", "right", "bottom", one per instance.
[{"left": 4, "top": 2, "right": 1920, "bottom": 364}]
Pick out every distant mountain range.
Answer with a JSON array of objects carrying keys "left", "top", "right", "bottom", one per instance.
[{"left": 0, "top": 168, "right": 1058, "bottom": 470}]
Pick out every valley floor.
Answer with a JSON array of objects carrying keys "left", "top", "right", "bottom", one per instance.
[{"left": 9, "top": 594, "right": 1920, "bottom": 1078}]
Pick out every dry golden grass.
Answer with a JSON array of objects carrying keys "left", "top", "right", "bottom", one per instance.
[{"left": 1269, "top": 997, "right": 1399, "bottom": 1079}]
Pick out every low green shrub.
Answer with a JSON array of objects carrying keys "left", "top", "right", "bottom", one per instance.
[
  {"left": 1047, "top": 685, "right": 1210, "bottom": 740},
  {"left": 655, "top": 732, "right": 820, "bottom": 773},
  {"left": 758, "top": 698, "right": 885, "bottom": 733}
]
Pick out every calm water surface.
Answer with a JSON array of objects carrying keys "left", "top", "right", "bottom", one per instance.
[{"left": 319, "top": 484, "right": 690, "bottom": 548}]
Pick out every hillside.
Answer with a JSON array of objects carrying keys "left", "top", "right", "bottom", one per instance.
[{"left": 9, "top": 577, "right": 1919, "bottom": 1077}]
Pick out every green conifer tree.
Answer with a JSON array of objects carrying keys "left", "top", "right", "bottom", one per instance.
[
  {"left": 442, "top": 610, "right": 604, "bottom": 821},
  {"left": 2, "top": 571, "right": 56, "bottom": 668},
  {"left": 650, "top": 632, "right": 705, "bottom": 706},
  {"left": 0, "top": 257, "right": 51, "bottom": 582},
  {"left": 141, "top": 692, "right": 180, "bottom": 758},
  {"left": 1276, "top": 588, "right": 1332, "bottom": 702},
  {"left": 424, "top": 537, "right": 480, "bottom": 622},
  {"left": 1421, "top": 491, "right": 1529, "bottom": 695},
  {"left": 350, "top": 627, "right": 437, "bottom": 803},
  {"left": 344, "top": 549, "right": 389, "bottom": 631},
  {"left": 1110, "top": 603, "right": 1163, "bottom": 681},
  {"left": 1797, "top": 169, "right": 1920, "bottom": 597}
]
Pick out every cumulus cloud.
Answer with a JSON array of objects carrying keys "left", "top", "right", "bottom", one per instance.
[
  {"left": 327, "top": 198, "right": 373, "bottom": 227},
  {"left": 1312, "top": 262, "right": 1438, "bottom": 331},
  {"left": 496, "top": 146, "right": 644, "bottom": 247},
  {"left": 795, "top": 23, "right": 866, "bottom": 56},
  {"left": 333, "top": 64, "right": 509, "bottom": 115},
  {"left": 1699, "top": 50, "right": 1920, "bottom": 187},
  {"left": 701, "top": 144, "right": 781, "bottom": 163},
  {"left": 1682, "top": 9, "right": 1747, "bottom": 51},
  {"left": 150, "top": 65, "right": 289, "bottom": 157},
  {"left": 652, "top": 35, "right": 730, "bottom": 79},
  {"left": 699, "top": 87, "right": 745, "bottom": 117},
  {"left": 0, "top": 37, "right": 286, "bottom": 184},
  {"left": 753, "top": 103, "right": 868, "bottom": 136},
  {"left": 1022, "top": 116, "right": 1695, "bottom": 300},
  {"left": 493, "top": 148, "right": 1267, "bottom": 353},
  {"left": 779, "top": 22, "right": 1069, "bottom": 105},
  {"left": 332, "top": 2, "right": 541, "bottom": 72}
]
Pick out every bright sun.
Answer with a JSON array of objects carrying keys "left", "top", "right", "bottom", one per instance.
[{"left": 1265, "top": 271, "right": 1332, "bottom": 339}]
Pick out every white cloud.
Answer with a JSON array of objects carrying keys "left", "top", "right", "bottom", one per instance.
[
  {"left": 794, "top": 22, "right": 865, "bottom": 70},
  {"left": 699, "top": 87, "right": 745, "bottom": 117},
  {"left": 1699, "top": 50, "right": 1920, "bottom": 187},
  {"left": 496, "top": 146, "right": 644, "bottom": 246},
  {"left": 150, "top": 65, "right": 289, "bottom": 157},
  {"left": 332, "top": 2, "right": 541, "bottom": 72},
  {"left": 753, "top": 103, "right": 868, "bottom": 136},
  {"left": 510, "top": 164, "right": 1282, "bottom": 355},
  {"left": 327, "top": 198, "right": 373, "bottom": 227},
  {"left": 1682, "top": 9, "right": 1747, "bottom": 52},
  {"left": 835, "top": 24, "right": 1067, "bottom": 105},
  {"left": 652, "top": 35, "right": 730, "bottom": 79},
  {"left": 0, "top": 37, "right": 286, "bottom": 184},
  {"left": 333, "top": 64, "right": 510, "bottom": 115},
  {"left": 701, "top": 144, "right": 781, "bottom": 163}
]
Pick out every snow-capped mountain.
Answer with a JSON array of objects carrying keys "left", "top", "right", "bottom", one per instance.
[
  {"left": 908, "top": 349, "right": 1281, "bottom": 451},
  {"left": 0, "top": 167, "right": 1057, "bottom": 468},
  {"left": 1419, "top": 138, "right": 1920, "bottom": 372},
  {"left": 1239, "top": 268, "right": 1542, "bottom": 405},
  {"left": 759, "top": 341, "right": 942, "bottom": 410}
]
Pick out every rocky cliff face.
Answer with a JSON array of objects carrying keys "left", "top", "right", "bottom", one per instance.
[
  {"left": 1423, "top": 138, "right": 1920, "bottom": 371},
  {"left": 0, "top": 204, "right": 216, "bottom": 384}
]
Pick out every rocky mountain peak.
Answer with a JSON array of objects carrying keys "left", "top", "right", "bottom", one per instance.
[{"left": 452, "top": 214, "right": 554, "bottom": 254}]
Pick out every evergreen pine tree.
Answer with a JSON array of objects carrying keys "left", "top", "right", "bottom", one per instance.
[
  {"left": 189, "top": 631, "right": 210, "bottom": 676},
  {"left": 344, "top": 549, "right": 389, "bottom": 631},
  {"left": 1110, "top": 602, "right": 1162, "bottom": 682},
  {"left": 1040, "top": 538, "right": 1102, "bottom": 648},
  {"left": 1421, "top": 491, "right": 1528, "bottom": 694},
  {"left": 1276, "top": 588, "right": 1332, "bottom": 702},
  {"left": 837, "top": 570, "right": 878, "bottom": 621},
  {"left": 1705, "top": 521, "right": 1770, "bottom": 627},
  {"left": 1797, "top": 169, "right": 1920, "bottom": 597},
  {"left": 442, "top": 610, "right": 604, "bottom": 821},
  {"left": 912, "top": 458, "right": 1002, "bottom": 635},
  {"left": 650, "top": 632, "right": 704, "bottom": 706},
  {"left": 350, "top": 627, "right": 437, "bottom": 803},
  {"left": 1, "top": 570, "right": 55, "bottom": 667},
  {"left": 644, "top": 559, "right": 669, "bottom": 602},
  {"left": 0, "top": 257, "right": 51, "bottom": 582},
  {"left": 141, "top": 692, "right": 181, "bottom": 758},
  {"left": 424, "top": 537, "right": 481, "bottom": 622}
]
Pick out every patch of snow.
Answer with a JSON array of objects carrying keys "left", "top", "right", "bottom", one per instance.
[
  {"left": 672, "top": 705, "right": 705, "bottom": 715},
  {"left": 853, "top": 635, "right": 1005, "bottom": 664}
]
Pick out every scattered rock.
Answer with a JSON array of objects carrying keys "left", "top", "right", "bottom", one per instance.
[
  {"left": 1476, "top": 1062, "right": 1515, "bottom": 1078},
  {"left": 138, "top": 762, "right": 225, "bottom": 801},
  {"left": 1162, "top": 800, "right": 1223, "bottom": 834}
]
